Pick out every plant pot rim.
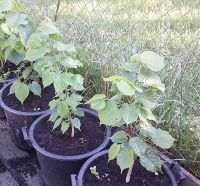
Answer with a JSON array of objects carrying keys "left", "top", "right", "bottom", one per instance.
[
  {"left": 0, "top": 81, "right": 51, "bottom": 116},
  {"left": 28, "top": 108, "right": 111, "bottom": 160},
  {"left": 0, "top": 77, "right": 17, "bottom": 84},
  {"left": 75, "top": 150, "right": 178, "bottom": 186}
]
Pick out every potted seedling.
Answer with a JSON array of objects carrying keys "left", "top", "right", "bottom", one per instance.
[
  {"left": 22, "top": 50, "right": 111, "bottom": 185},
  {"left": 0, "top": 0, "right": 28, "bottom": 118},
  {"left": 72, "top": 51, "right": 178, "bottom": 186},
  {"left": 0, "top": 0, "right": 79, "bottom": 149}
]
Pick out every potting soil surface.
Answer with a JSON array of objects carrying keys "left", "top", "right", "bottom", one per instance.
[{"left": 0, "top": 119, "right": 45, "bottom": 186}]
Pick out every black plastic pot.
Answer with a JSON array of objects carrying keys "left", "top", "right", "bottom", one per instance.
[
  {"left": 23, "top": 108, "right": 111, "bottom": 186},
  {"left": 71, "top": 150, "right": 184, "bottom": 186},
  {"left": 0, "top": 78, "right": 16, "bottom": 118},
  {"left": 0, "top": 81, "right": 51, "bottom": 150}
]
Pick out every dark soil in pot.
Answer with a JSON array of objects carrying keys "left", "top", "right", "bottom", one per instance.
[
  {"left": 0, "top": 62, "right": 18, "bottom": 118},
  {"left": 35, "top": 115, "right": 105, "bottom": 156},
  {"left": 0, "top": 83, "right": 55, "bottom": 150},
  {"left": 83, "top": 154, "right": 170, "bottom": 186},
  {"left": 3, "top": 85, "right": 54, "bottom": 112},
  {"left": 0, "top": 61, "right": 17, "bottom": 84},
  {"left": 26, "top": 109, "right": 111, "bottom": 186}
]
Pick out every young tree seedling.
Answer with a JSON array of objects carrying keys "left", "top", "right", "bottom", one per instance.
[{"left": 87, "top": 51, "right": 175, "bottom": 183}]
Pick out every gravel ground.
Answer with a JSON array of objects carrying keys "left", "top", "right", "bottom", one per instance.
[{"left": 0, "top": 119, "right": 45, "bottom": 186}]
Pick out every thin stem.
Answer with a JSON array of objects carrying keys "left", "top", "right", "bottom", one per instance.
[
  {"left": 69, "top": 113, "right": 74, "bottom": 137},
  {"left": 126, "top": 165, "right": 133, "bottom": 183},
  {"left": 125, "top": 124, "right": 134, "bottom": 183},
  {"left": 71, "top": 125, "right": 74, "bottom": 137},
  {"left": 54, "top": 0, "right": 61, "bottom": 22},
  {"left": 129, "top": 124, "right": 133, "bottom": 134},
  {"left": 1, "top": 60, "right": 5, "bottom": 69}
]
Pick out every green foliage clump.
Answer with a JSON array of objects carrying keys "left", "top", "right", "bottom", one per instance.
[
  {"left": 87, "top": 51, "right": 175, "bottom": 182},
  {"left": 1, "top": 0, "right": 85, "bottom": 136}
]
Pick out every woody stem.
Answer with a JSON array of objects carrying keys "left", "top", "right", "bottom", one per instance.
[{"left": 126, "top": 165, "right": 133, "bottom": 183}]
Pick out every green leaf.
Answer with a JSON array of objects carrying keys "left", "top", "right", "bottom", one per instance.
[
  {"left": 54, "top": 74, "right": 68, "bottom": 93},
  {"left": 140, "top": 51, "right": 164, "bottom": 72},
  {"left": 26, "top": 32, "right": 48, "bottom": 49},
  {"left": 117, "top": 147, "right": 134, "bottom": 172},
  {"left": 139, "top": 107, "right": 156, "bottom": 121},
  {"left": 66, "top": 93, "right": 82, "bottom": 110},
  {"left": 18, "top": 25, "right": 34, "bottom": 46},
  {"left": 85, "top": 94, "right": 106, "bottom": 104},
  {"left": 14, "top": 81, "right": 29, "bottom": 104},
  {"left": 49, "top": 34, "right": 60, "bottom": 40},
  {"left": 0, "top": 27, "right": 5, "bottom": 38},
  {"left": 153, "top": 129, "right": 175, "bottom": 149},
  {"left": 103, "top": 75, "right": 122, "bottom": 82},
  {"left": 34, "top": 56, "right": 52, "bottom": 73},
  {"left": 42, "top": 71, "right": 56, "bottom": 88},
  {"left": 8, "top": 50, "right": 25, "bottom": 65},
  {"left": 129, "top": 137, "right": 148, "bottom": 157},
  {"left": 57, "top": 101, "right": 69, "bottom": 117},
  {"left": 61, "top": 121, "right": 70, "bottom": 134},
  {"left": 116, "top": 80, "right": 135, "bottom": 96},
  {"left": 1, "top": 23, "right": 11, "bottom": 35},
  {"left": 29, "top": 81, "right": 41, "bottom": 97},
  {"left": 25, "top": 47, "right": 49, "bottom": 62},
  {"left": 110, "top": 130, "right": 128, "bottom": 143},
  {"left": 9, "top": 82, "right": 15, "bottom": 95},
  {"left": 61, "top": 56, "right": 83, "bottom": 68},
  {"left": 40, "top": 22, "right": 60, "bottom": 35},
  {"left": 26, "top": 34, "right": 41, "bottom": 48},
  {"left": 11, "top": 2, "right": 26, "bottom": 12},
  {"left": 53, "top": 117, "right": 62, "bottom": 130},
  {"left": 65, "top": 44, "right": 76, "bottom": 54},
  {"left": 141, "top": 89, "right": 157, "bottom": 109},
  {"left": 8, "top": 34, "right": 18, "bottom": 49},
  {"left": 98, "top": 100, "right": 122, "bottom": 126},
  {"left": 130, "top": 54, "right": 140, "bottom": 64},
  {"left": 49, "top": 99, "right": 57, "bottom": 109},
  {"left": 108, "top": 143, "right": 121, "bottom": 161},
  {"left": 5, "top": 13, "right": 28, "bottom": 28},
  {"left": 73, "top": 108, "right": 85, "bottom": 117},
  {"left": 138, "top": 69, "right": 165, "bottom": 91},
  {"left": 14, "top": 41, "right": 24, "bottom": 52},
  {"left": 146, "top": 127, "right": 175, "bottom": 149},
  {"left": 0, "top": 38, "right": 7, "bottom": 49},
  {"left": 122, "top": 63, "right": 138, "bottom": 72},
  {"left": 71, "top": 118, "right": 81, "bottom": 130},
  {"left": 68, "top": 74, "right": 84, "bottom": 91},
  {"left": 53, "top": 41, "right": 69, "bottom": 51},
  {"left": 91, "top": 99, "right": 106, "bottom": 110},
  {"left": 110, "top": 95, "right": 121, "bottom": 102},
  {"left": 0, "top": 0, "right": 12, "bottom": 12},
  {"left": 49, "top": 111, "right": 58, "bottom": 122},
  {"left": 22, "top": 68, "right": 31, "bottom": 79},
  {"left": 0, "top": 12, "right": 4, "bottom": 19},
  {"left": 120, "top": 103, "right": 139, "bottom": 124},
  {"left": 140, "top": 148, "right": 163, "bottom": 174},
  {"left": 141, "top": 99, "right": 156, "bottom": 110},
  {"left": 4, "top": 48, "right": 11, "bottom": 60}
]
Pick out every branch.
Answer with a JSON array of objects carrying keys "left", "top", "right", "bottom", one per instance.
[
  {"left": 126, "top": 165, "right": 133, "bottom": 183},
  {"left": 54, "top": 0, "right": 61, "bottom": 22}
]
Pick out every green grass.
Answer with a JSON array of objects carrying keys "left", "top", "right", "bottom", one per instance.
[{"left": 24, "top": 0, "right": 200, "bottom": 177}]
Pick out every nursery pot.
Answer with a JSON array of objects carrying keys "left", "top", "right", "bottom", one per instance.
[
  {"left": 0, "top": 78, "right": 16, "bottom": 118},
  {"left": 71, "top": 150, "right": 184, "bottom": 186},
  {"left": 0, "top": 81, "right": 52, "bottom": 150},
  {"left": 23, "top": 108, "right": 111, "bottom": 186}
]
